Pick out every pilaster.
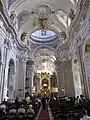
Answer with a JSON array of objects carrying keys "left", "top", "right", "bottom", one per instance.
[
  {"left": 15, "top": 56, "right": 26, "bottom": 99},
  {"left": 26, "top": 60, "right": 34, "bottom": 95},
  {"left": 55, "top": 60, "right": 65, "bottom": 96},
  {"left": 55, "top": 59, "right": 75, "bottom": 97},
  {"left": 1, "top": 43, "right": 8, "bottom": 102}
]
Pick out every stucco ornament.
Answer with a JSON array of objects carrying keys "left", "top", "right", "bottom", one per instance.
[
  {"left": 10, "top": 11, "right": 17, "bottom": 26},
  {"left": 60, "top": 31, "right": 67, "bottom": 40},
  {"left": 69, "top": 9, "right": 75, "bottom": 20},
  {"left": 0, "top": 0, "right": 3, "bottom": 7},
  {"left": 8, "top": 0, "right": 17, "bottom": 8},
  {"left": 21, "top": 32, "right": 27, "bottom": 41}
]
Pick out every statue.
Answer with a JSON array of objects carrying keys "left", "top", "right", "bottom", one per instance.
[
  {"left": 39, "top": 17, "right": 48, "bottom": 29},
  {"left": 10, "top": 11, "right": 17, "bottom": 27},
  {"left": 69, "top": 9, "right": 75, "bottom": 20},
  {"left": 74, "top": 59, "right": 77, "bottom": 64},
  {"left": 60, "top": 31, "right": 67, "bottom": 40}
]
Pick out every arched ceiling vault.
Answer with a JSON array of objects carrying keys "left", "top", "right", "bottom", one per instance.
[
  {"left": 32, "top": 47, "right": 56, "bottom": 71},
  {"left": 2, "top": 0, "right": 79, "bottom": 72},
  {"left": 8, "top": 0, "right": 77, "bottom": 14},
  {"left": 3, "top": 0, "right": 78, "bottom": 34}
]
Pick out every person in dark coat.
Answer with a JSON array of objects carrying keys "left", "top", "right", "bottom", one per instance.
[
  {"left": 41, "top": 97, "right": 46, "bottom": 110},
  {"left": 15, "top": 97, "right": 19, "bottom": 110}
]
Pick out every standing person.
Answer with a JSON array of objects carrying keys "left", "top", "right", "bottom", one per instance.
[
  {"left": 41, "top": 96, "right": 46, "bottom": 110},
  {"left": 80, "top": 109, "right": 90, "bottom": 120},
  {"left": 2, "top": 98, "right": 7, "bottom": 105},
  {"left": 15, "top": 97, "right": 19, "bottom": 110}
]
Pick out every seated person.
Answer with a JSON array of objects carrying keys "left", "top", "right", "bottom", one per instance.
[
  {"left": 0, "top": 103, "right": 6, "bottom": 117},
  {"left": 80, "top": 109, "right": 90, "bottom": 120},
  {"left": 0, "top": 103, "right": 6, "bottom": 110},
  {"left": 17, "top": 104, "right": 25, "bottom": 114},
  {"left": 27, "top": 104, "right": 35, "bottom": 114},
  {"left": 2, "top": 98, "right": 7, "bottom": 105},
  {"left": 9, "top": 107, "right": 16, "bottom": 114},
  {"left": 75, "top": 97, "right": 80, "bottom": 106}
]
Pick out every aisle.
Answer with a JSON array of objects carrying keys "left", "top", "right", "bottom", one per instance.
[{"left": 38, "top": 106, "right": 50, "bottom": 120}]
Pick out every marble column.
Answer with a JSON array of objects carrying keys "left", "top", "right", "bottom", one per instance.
[
  {"left": 84, "top": 61, "right": 90, "bottom": 99},
  {"left": 55, "top": 60, "right": 75, "bottom": 97},
  {"left": 16, "top": 57, "right": 26, "bottom": 99},
  {"left": 63, "top": 60, "right": 75, "bottom": 97},
  {"left": 26, "top": 60, "right": 34, "bottom": 95},
  {"left": 8, "top": 64, "right": 15, "bottom": 100},
  {"left": 55, "top": 60, "right": 65, "bottom": 96},
  {"left": 1, "top": 44, "right": 8, "bottom": 102},
  {"left": 72, "top": 59, "right": 82, "bottom": 97},
  {"left": 77, "top": 45, "right": 89, "bottom": 98},
  {"left": 0, "top": 62, "right": 3, "bottom": 103},
  {"left": 31, "top": 72, "right": 35, "bottom": 93}
]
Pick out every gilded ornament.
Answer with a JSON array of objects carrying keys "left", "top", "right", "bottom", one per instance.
[
  {"left": 0, "top": 0, "right": 3, "bottom": 10},
  {"left": 74, "top": 59, "right": 77, "bottom": 64},
  {"left": 60, "top": 31, "right": 67, "bottom": 40},
  {"left": 21, "top": 32, "right": 27, "bottom": 41},
  {"left": 85, "top": 45, "right": 90, "bottom": 52}
]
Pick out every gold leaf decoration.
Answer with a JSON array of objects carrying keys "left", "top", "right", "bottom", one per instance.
[
  {"left": 0, "top": 0, "right": 3, "bottom": 10},
  {"left": 21, "top": 32, "right": 27, "bottom": 41},
  {"left": 60, "top": 31, "right": 67, "bottom": 40},
  {"left": 85, "top": 45, "right": 90, "bottom": 52}
]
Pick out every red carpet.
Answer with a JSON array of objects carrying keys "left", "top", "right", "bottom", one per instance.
[{"left": 38, "top": 106, "right": 50, "bottom": 120}]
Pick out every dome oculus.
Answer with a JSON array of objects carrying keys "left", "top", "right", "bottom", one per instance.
[{"left": 30, "top": 29, "right": 58, "bottom": 43}]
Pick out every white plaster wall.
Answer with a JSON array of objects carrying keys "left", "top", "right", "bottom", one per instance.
[
  {"left": 0, "top": 20, "right": 6, "bottom": 102},
  {"left": 72, "top": 57, "right": 82, "bottom": 97},
  {"left": 84, "top": 53, "right": 90, "bottom": 99},
  {"left": 3, "top": 47, "right": 17, "bottom": 100}
]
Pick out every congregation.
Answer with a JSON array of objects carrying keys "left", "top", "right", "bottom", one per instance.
[{"left": 0, "top": 94, "right": 90, "bottom": 120}]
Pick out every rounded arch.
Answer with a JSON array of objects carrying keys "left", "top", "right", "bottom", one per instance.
[
  {"left": 32, "top": 45, "right": 56, "bottom": 58},
  {"left": 32, "top": 46, "right": 56, "bottom": 73},
  {"left": 7, "top": 59, "right": 15, "bottom": 99},
  {"left": 8, "top": 59, "right": 15, "bottom": 75},
  {"left": 9, "top": 59, "right": 14, "bottom": 65},
  {"left": 9, "top": 0, "right": 76, "bottom": 13},
  {"left": 25, "top": 60, "right": 34, "bottom": 93}
]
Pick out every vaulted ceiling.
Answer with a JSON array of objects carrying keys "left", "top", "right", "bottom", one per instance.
[
  {"left": 3, "top": 0, "right": 78, "bottom": 33},
  {"left": 2, "top": 0, "right": 79, "bottom": 72},
  {"left": 32, "top": 47, "right": 56, "bottom": 71}
]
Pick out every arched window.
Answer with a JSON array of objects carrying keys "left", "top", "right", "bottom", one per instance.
[
  {"left": 30, "top": 29, "right": 58, "bottom": 43},
  {"left": 7, "top": 59, "right": 15, "bottom": 99}
]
